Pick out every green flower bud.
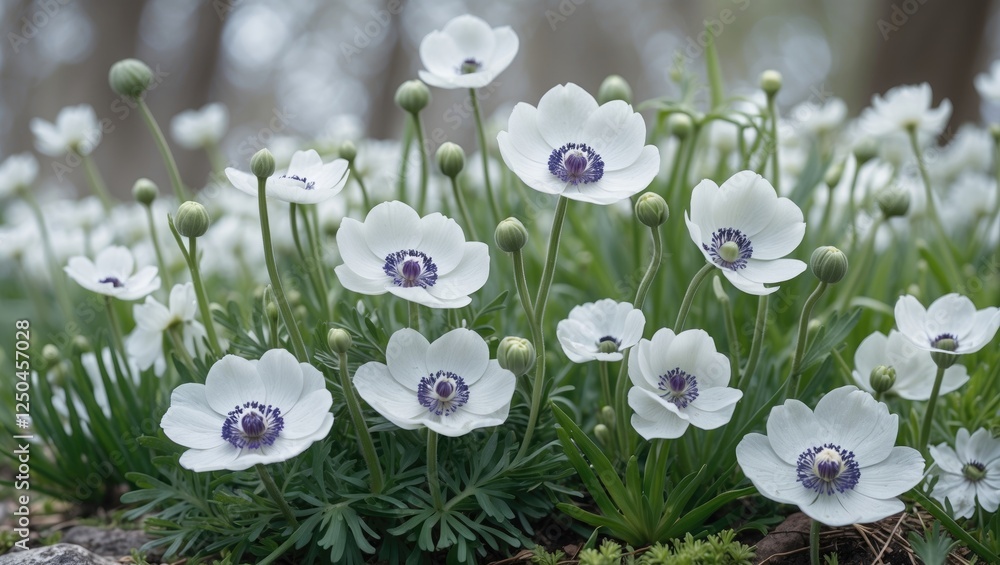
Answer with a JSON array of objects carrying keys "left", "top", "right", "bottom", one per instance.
[
  {"left": 327, "top": 328, "right": 353, "bottom": 354},
  {"left": 824, "top": 161, "right": 844, "bottom": 188},
  {"left": 174, "top": 201, "right": 211, "bottom": 238},
  {"left": 593, "top": 424, "right": 612, "bottom": 448},
  {"left": 72, "top": 335, "right": 91, "bottom": 355},
  {"left": 287, "top": 289, "right": 302, "bottom": 307},
  {"left": 635, "top": 192, "right": 669, "bottom": 227},
  {"left": 990, "top": 123, "right": 1000, "bottom": 141},
  {"left": 869, "top": 365, "right": 896, "bottom": 394},
  {"left": 338, "top": 140, "right": 357, "bottom": 162},
  {"left": 497, "top": 336, "right": 535, "bottom": 376},
  {"left": 42, "top": 344, "right": 60, "bottom": 369},
  {"left": 599, "top": 405, "right": 615, "bottom": 428},
  {"left": 810, "top": 246, "right": 848, "bottom": 284},
  {"left": 109, "top": 58, "right": 153, "bottom": 99},
  {"left": 930, "top": 337, "right": 959, "bottom": 369},
  {"left": 264, "top": 301, "right": 279, "bottom": 323},
  {"left": 251, "top": 148, "right": 276, "bottom": 178},
  {"left": 294, "top": 304, "right": 308, "bottom": 321},
  {"left": 395, "top": 80, "right": 430, "bottom": 114},
  {"left": 597, "top": 74, "right": 633, "bottom": 105},
  {"left": 436, "top": 142, "right": 465, "bottom": 178},
  {"left": 876, "top": 186, "right": 910, "bottom": 219},
  {"left": 759, "top": 70, "right": 782, "bottom": 96},
  {"left": 853, "top": 138, "right": 878, "bottom": 165},
  {"left": 668, "top": 113, "right": 693, "bottom": 139},
  {"left": 132, "top": 178, "right": 158, "bottom": 206},
  {"left": 495, "top": 217, "right": 529, "bottom": 253},
  {"left": 711, "top": 274, "right": 728, "bottom": 303}
]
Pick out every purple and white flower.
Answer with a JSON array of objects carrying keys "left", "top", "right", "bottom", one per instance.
[
  {"left": 860, "top": 83, "right": 951, "bottom": 138},
  {"left": 160, "top": 349, "right": 334, "bottom": 472},
  {"left": 418, "top": 14, "right": 519, "bottom": 89},
  {"left": 930, "top": 428, "right": 1000, "bottom": 519},
  {"left": 226, "top": 149, "right": 349, "bottom": 204},
  {"left": 852, "top": 330, "right": 968, "bottom": 400},
  {"left": 737, "top": 386, "right": 924, "bottom": 526},
  {"left": 353, "top": 328, "right": 515, "bottom": 437},
  {"left": 497, "top": 83, "right": 659, "bottom": 205},
  {"left": 64, "top": 246, "right": 160, "bottom": 301},
  {"left": 556, "top": 299, "right": 645, "bottom": 363},
  {"left": 894, "top": 294, "right": 1000, "bottom": 357},
  {"left": 127, "top": 283, "right": 207, "bottom": 376},
  {"left": 334, "top": 200, "right": 489, "bottom": 309},
  {"left": 685, "top": 170, "right": 807, "bottom": 295}
]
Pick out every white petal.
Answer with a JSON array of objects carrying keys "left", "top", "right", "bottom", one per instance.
[
  {"left": 815, "top": 386, "right": 896, "bottom": 467},
  {"left": 386, "top": 285, "right": 471, "bottom": 308},
  {"left": 257, "top": 349, "right": 305, "bottom": 411},
  {"left": 426, "top": 328, "right": 489, "bottom": 384},
  {"left": 736, "top": 433, "right": 814, "bottom": 506},
  {"left": 766, "top": 398, "right": 822, "bottom": 464},
  {"left": 711, "top": 171, "right": 778, "bottom": 236},
  {"left": 596, "top": 145, "right": 660, "bottom": 196},
  {"left": 386, "top": 328, "right": 430, "bottom": 391},
  {"left": 894, "top": 295, "right": 929, "bottom": 346},
  {"left": 462, "top": 362, "right": 515, "bottom": 415},
  {"left": 925, "top": 293, "right": 976, "bottom": 342},
  {"left": 747, "top": 197, "right": 806, "bottom": 260},
  {"left": 417, "top": 213, "right": 466, "bottom": 274},
  {"left": 226, "top": 168, "right": 260, "bottom": 197},
  {"left": 161, "top": 406, "right": 226, "bottom": 449},
  {"left": 628, "top": 387, "right": 689, "bottom": 439},
  {"left": 286, "top": 149, "right": 323, "bottom": 175},
  {"left": 353, "top": 363, "right": 426, "bottom": 429},
  {"left": 804, "top": 490, "right": 903, "bottom": 526},
  {"left": 280, "top": 389, "right": 333, "bottom": 439},
  {"left": 853, "top": 446, "right": 924, "bottom": 498},
  {"left": 504, "top": 103, "right": 553, "bottom": 164},
  {"left": 205, "top": 355, "right": 265, "bottom": 415},
  {"left": 419, "top": 31, "right": 460, "bottom": 77},
  {"left": 335, "top": 264, "right": 388, "bottom": 295},
  {"left": 536, "top": 83, "right": 599, "bottom": 148},
  {"left": 178, "top": 444, "right": 242, "bottom": 472},
  {"left": 739, "top": 258, "right": 807, "bottom": 284},
  {"left": 363, "top": 201, "right": 422, "bottom": 258},
  {"left": 336, "top": 218, "right": 385, "bottom": 279},
  {"left": 580, "top": 101, "right": 646, "bottom": 170},
  {"left": 425, "top": 242, "right": 489, "bottom": 299},
  {"left": 440, "top": 14, "right": 496, "bottom": 64},
  {"left": 497, "top": 131, "right": 568, "bottom": 195},
  {"left": 929, "top": 444, "right": 963, "bottom": 474}
]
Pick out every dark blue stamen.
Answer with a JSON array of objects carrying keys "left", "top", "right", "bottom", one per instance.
[
  {"left": 221, "top": 400, "right": 284, "bottom": 449},
  {"left": 703, "top": 227, "right": 754, "bottom": 271},
  {"left": 418, "top": 370, "right": 470, "bottom": 416},
  {"left": 548, "top": 143, "right": 605, "bottom": 185},
  {"left": 99, "top": 276, "right": 124, "bottom": 288},
  {"left": 657, "top": 368, "right": 699, "bottom": 408},
  {"left": 280, "top": 174, "right": 315, "bottom": 190},
  {"left": 384, "top": 250, "right": 438, "bottom": 288},
  {"left": 796, "top": 443, "right": 861, "bottom": 495}
]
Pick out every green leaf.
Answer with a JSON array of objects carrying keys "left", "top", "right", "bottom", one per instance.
[{"left": 799, "top": 309, "right": 861, "bottom": 372}]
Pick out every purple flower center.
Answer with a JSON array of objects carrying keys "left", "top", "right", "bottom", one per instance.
[
  {"left": 384, "top": 250, "right": 438, "bottom": 288},
  {"left": 596, "top": 335, "right": 621, "bottom": 354},
  {"left": 280, "top": 174, "right": 315, "bottom": 190},
  {"left": 703, "top": 227, "right": 753, "bottom": 271},
  {"left": 418, "top": 370, "right": 470, "bottom": 416},
  {"left": 963, "top": 460, "right": 987, "bottom": 482},
  {"left": 548, "top": 143, "right": 605, "bottom": 185},
  {"left": 221, "top": 400, "right": 284, "bottom": 449},
  {"left": 657, "top": 368, "right": 699, "bottom": 409},
  {"left": 930, "top": 333, "right": 959, "bottom": 351},
  {"left": 99, "top": 276, "right": 124, "bottom": 288},
  {"left": 796, "top": 443, "right": 860, "bottom": 495},
  {"left": 459, "top": 58, "right": 482, "bottom": 74}
]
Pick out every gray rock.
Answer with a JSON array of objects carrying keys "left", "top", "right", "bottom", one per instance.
[
  {"left": 61, "top": 525, "right": 160, "bottom": 560},
  {"left": 0, "top": 544, "right": 119, "bottom": 565}
]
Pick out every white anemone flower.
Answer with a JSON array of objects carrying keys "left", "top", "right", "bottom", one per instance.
[
  {"left": 852, "top": 330, "right": 969, "bottom": 400},
  {"left": 860, "top": 83, "right": 951, "bottom": 138},
  {"left": 685, "top": 170, "right": 807, "bottom": 295},
  {"left": 334, "top": 200, "right": 489, "bottom": 309},
  {"left": 497, "top": 83, "right": 660, "bottom": 205},
  {"left": 0, "top": 153, "right": 39, "bottom": 199},
  {"left": 30, "top": 104, "right": 103, "bottom": 156},
  {"left": 894, "top": 294, "right": 1000, "bottom": 357},
  {"left": 81, "top": 347, "right": 140, "bottom": 420},
  {"left": 627, "top": 328, "right": 742, "bottom": 440},
  {"left": 64, "top": 246, "right": 160, "bottom": 301},
  {"left": 127, "top": 283, "right": 207, "bottom": 376},
  {"left": 226, "top": 149, "right": 349, "bottom": 204},
  {"left": 975, "top": 60, "right": 1000, "bottom": 102},
  {"left": 353, "top": 328, "right": 515, "bottom": 437},
  {"left": 556, "top": 299, "right": 645, "bottom": 363},
  {"left": 418, "top": 14, "right": 518, "bottom": 89},
  {"left": 736, "top": 386, "right": 924, "bottom": 527},
  {"left": 171, "top": 102, "right": 228, "bottom": 149},
  {"left": 160, "top": 349, "right": 334, "bottom": 472},
  {"left": 790, "top": 97, "right": 848, "bottom": 137},
  {"left": 929, "top": 428, "right": 1000, "bottom": 519}
]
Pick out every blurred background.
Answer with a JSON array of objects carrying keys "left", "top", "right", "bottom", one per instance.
[{"left": 1, "top": 0, "right": 998, "bottom": 198}]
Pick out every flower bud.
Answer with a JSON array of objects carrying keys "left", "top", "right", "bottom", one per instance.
[
  {"left": 593, "top": 423, "right": 612, "bottom": 448},
  {"left": 132, "top": 178, "right": 158, "bottom": 206},
  {"left": 327, "top": 328, "right": 353, "bottom": 354},
  {"left": 869, "top": 365, "right": 896, "bottom": 394},
  {"left": 287, "top": 289, "right": 302, "bottom": 306},
  {"left": 759, "top": 70, "right": 782, "bottom": 96},
  {"left": 294, "top": 304, "right": 308, "bottom": 321},
  {"left": 174, "top": 201, "right": 211, "bottom": 238},
  {"left": 497, "top": 336, "right": 535, "bottom": 376},
  {"left": 876, "top": 186, "right": 910, "bottom": 218},
  {"left": 635, "top": 192, "right": 669, "bottom": 227},
  {"left": 810, "top": 246, "right": 848, "bottom": 284},
  {"left": 599, "top": 405, "right": 615, "bottom": 428},
  {"left": 436, "top": 142, "right": 465, "bottom": 178},
  {"left": 990, "top": 123, "right": 1000, "bottom": 141},
  {"left": 72, "top": 335, "right": 91, "bottom": 355},
  {"left": 930, "top": 337, "right": 959, "bottom": 369},
  {"left": 597, "top": 74, "right": 633, "bottom": 105},
  {"left": 264, "top": 301, "right": 279, "bottom": 323},
  {"left": 824, "top": 161, "right": 844, "bottom": 188},
  {"left": 338, "top": 140, "right": 357, "bottom": 162},
  {"left": 250, "top": 148, "right": 276, "bottom": 178},
  {"left": 109, "top": 58, "right": 153, "bottom": 99},
  {"left": 668, "top": 113, "right": 693, "bottom": 139},
  {"left": 853, "top": 138, "right": 878, "bottom": 165},
  {"left": 711, "top": 274, "right": 728, "bottom": 303},
  {"left": 395, "top": 80, "right": 430, "bottom": 114},
  {"left": 42, "top": 344, "right": 60, "bottom": 369},
  {"left": 495, "top": 217, "right": 529, "bottom": 253}
]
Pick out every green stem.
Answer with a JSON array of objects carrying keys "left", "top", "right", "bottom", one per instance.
[
  {"left": 397, "top": 120, "right": 413, "bottom": 202},
  {"left": 408, "top": 301, "right": 420, "bottom": 331},
  {"left": 22, "top": 192, "right": 74, "bottom": 322},
  {"left": 469, "top": 88, "right": 501, "bottom": 225},
  {"left": 633, "top": 225, "right": 663, "bottom": 311},
  {"left": 512, "top": 249, "right": 535, "bottom": 326},
  {"left": 599, "top": 361, "right": 611, "bottom": 409},
  {"left": 166, "top": 326, "right": 196, "bottom": 373},
  {"left": 674, "top": 263, "right": 715, "bottom": 331},
  {"left": 516, "top": 198, "right": 569, "bottom": 462},
  {"left": 737, "top": 295, "right": 769, "bottom": 390},
  {"left": 836, "top": 216, "right": 883, "bottom": 312},
  {"left": 919, "top": 365, "right": 947, "bottom": 454},
  {"left": 185, "top": 237, "right": 224, "bottom": 358},
  {"left": 810, "top": 519, "right": 822, "bottom": 565},
  {"left": 80, "top": 152, "right": 112, "bottom": 210},
  {"left": 338, "top": 351, "right": 384, "bottom": 492},
  {"left": 255, "top": 464, "right": 298, "bottom": 526},
  {"left": 205, "top": 141, "right": 227, "bottom": 176},
  {"left": 906, "top": 127, "right": 961, "bottom": 280},
  {"left": 411, "top": 113, "right": 429, "bottom": 214},
  {"left": 144, "top": 206, "right": 170, "bottom": 289},
  {"left": 845, "top": 162, "right": 863, "bottom": 251},
  {"left": 104, "top": 296, "right": 131, "bottom": 378},
  {"left": 300, "top": 206, "right": 332, "bottom": 320},
  {"left": 767, "top": 94, "right": 781, "bottom": 193},
  {"left": 719, "top": 290, "right": 741, "bottom": 384},
  {"left": 787, "top": 282, "right": 829, "bottom": 397},
  {"left": 351, "top": 166, "right": 372, "bottom": 211},
  {"left": 138, "top": 99, "right": 188, "bottom": 202},
  {"left": 448, "top": 175, "right": 477, "bottom": 241},
  {"left": 427, "top": 430, "right": 443, "bottom": 510},
  {"left": 256, "top": 177, "right": 309, "bottom": 361}
]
